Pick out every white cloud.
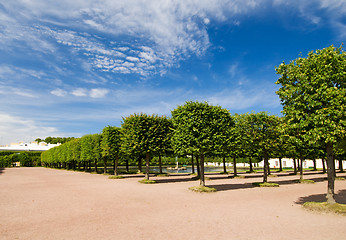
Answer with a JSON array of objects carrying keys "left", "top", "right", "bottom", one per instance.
[
  {"left": 51, "top": 88, "right": 67, "bottom": 97},
  {"left": 203, "top": 18, "right": 210, "bottom": 25},
  {"left": 12, "top": 88, "right": 38, "bottom": 98},
  {"left": 71, "top": 88, "right": 88, "bottom": 97},
  {"left": 90, "top": 88, "right": 109, "bottom": 98},
  {"left": 0, "top": 113, "right": 60, "bottom": 145},
  {"left": 0, "top": 0, "right": 262, "bottom": 77},
  {"left": 126, "top": 56, "right": 140, "bottom": 62}
]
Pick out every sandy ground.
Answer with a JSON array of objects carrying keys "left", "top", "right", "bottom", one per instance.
[{"left": 0, "top": 167, "right": 345, "bottom": 240}]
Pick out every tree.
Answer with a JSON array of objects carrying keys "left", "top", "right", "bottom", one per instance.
[
  {"left": 101, "top": 126, "right": 122, "bottom": 175},
  {"left": 121, "top": 113, "right": 170, "bottom": 180},
  {"left": 80, "top": 134, "right": 94, "bottom": 172},
  {"left": 171, "top": 101, "right": 234, "bottom": 186},
  {"left": 153, "top": 116, "right": 173, "bottom": 174},
  {"left": 242, "top": 112, "right": 280, "bottom": 183},
  {"left": 276, "top": 45, "right": 346, "bottom": 203}
]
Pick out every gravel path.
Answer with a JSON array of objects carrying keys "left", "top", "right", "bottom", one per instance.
[{"left": 0, "top": 167, "right": 345, "bottom": 240}]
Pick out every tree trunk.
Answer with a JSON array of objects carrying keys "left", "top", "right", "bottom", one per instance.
[
  {"left": 339, "top": 159, "right": 344, "bottom": 173},
  {"left": 145, "top": 153, "right": 150, "bottom": 180},
  {"left": 313, "top": 159, "right": 317, "bottom": 171},
  {"left": 293, "top": 157, "right": 297, "bottom": 175},
  {"left": 104, "top": 157, "right": 107, "bottom": 174},
  {"left": 89, "top": 160, "right": 92, "bottom": 171},
  {"left": 114, "top": 155, "right": 119, "bottom": 176},
  {"left": 138, "top": 157, "right": 142, "bottom": 173},
  {"left": 299, "top": 153, "right": 304, "bottom": 181},
  {"left": 279, "top": 157, "right": 282, "bottom": 172},
  {"left": 267, "top": 160, "right": 271, "bottom": 175},
  {"left": 297, "top": 158, "right": 300, "bottom": 171},
  {"left": 233, "top": 156, "right": 237, "bottom": 176},
  {"left": 94, "top": 159, "right": 98, "bottom": 173},
  {"left": 222, "top": 156, "right": 227, "bottom": 174},
  {"left": 191, "top": 154, "right": 195, "bottom": 174},
  {"left": 333, "top": 154, "right": 336, "bottom": 178},
  {"left": 263, "top": 152, "right": 269, "bottom": 183},
  {"left": 125, "top": 159, "right": 129, "bottom": 172},
  {"left": 158, "top": 155, "right": 163, "bottom": 174},
  {"left": 249, "top": 158, "right": 253, "bottom": 172},
  {"left": 322, "top": 158, "right": 326, "bottom": 173},
  {"left": 326, "top": 142, "right": 336, "bottom": 204},
  {"left": 199, "top": 154, "right": 205, "bottom": 186},
  {"left": 196, "top": 155, "right": 200, "bottom": 178},
  {"left": 84, "top": 161, "right": 87, "bottom": 172}
]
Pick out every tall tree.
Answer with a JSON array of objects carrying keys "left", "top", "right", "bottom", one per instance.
[
  {"left": 243, "top": 112, "right": 280, "bottom": 183},
  {"left": 171, "top": 101, "right": 234, "bottom": 186},
  {"left": 101, "top": 126, "right": 122, "bottom": 175},
  {"left": 276, "top": 45, "right": 346, "bottom": 203},
  {"left": 121, "top": 113, "right": 171, "bottom": 180}
]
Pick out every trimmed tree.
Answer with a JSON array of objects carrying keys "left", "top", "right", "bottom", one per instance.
[
  {"left": 276, "top": 45, "right": 346, "bottom": 203},
  {"left": 101, "top": 126, "right": 122, "bottom": 175},
  {"left": 171, "top": 101, "right": 234, "bottom": 186},
  {"left": 243, "top": 112, "right": 280, "bottom": 183},
  {"left": 121, "top": 113, "right": 171, "bottom": 180}
]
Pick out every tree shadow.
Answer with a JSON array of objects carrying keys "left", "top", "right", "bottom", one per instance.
[
  {"left": 271, "top": 176, "right": 328, "bottom": 186},
  {"left": 295, "top": 189, "right": 346, "bottom": 205},
  {"left": 0, "top": 168, "right": 4, "bottom": 175},
  {"left": 207, "top": 183, "right": 255, "bottom": 191},
  {"left": 154, "top": 176, "right": 197, "bottom": 184}
]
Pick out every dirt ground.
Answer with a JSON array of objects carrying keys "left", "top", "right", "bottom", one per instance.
[{"left": 0, "top": 167, "right": 345, "bottom": 240}]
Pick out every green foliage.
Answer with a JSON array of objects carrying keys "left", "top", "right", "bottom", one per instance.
[
  {"left": 80, "top": 134, "right": 95, "bottom": 162},
  {"left": 121, "top": 113, "right": 172, "bottom": 156},
  {"left": 101, "top": 126, "right": 122, "bottom": 160},
  {"left": 276, "top": 45, "right": 346, "bottom": 145},
  {"left": 171, "top": 101, "right": 234, "bottom": 156},
  {"left": 37, "top": 136, "right": 75, "bottom": 144},
  {"left": 189, "top": 186, "right": 217, "bottom": 193},
  {"left": 0, "top": 152, "right": 41, "bottom": 167}
]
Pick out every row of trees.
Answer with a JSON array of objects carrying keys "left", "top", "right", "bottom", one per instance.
[
  {"left": 35, "top": 137, "right": 76, "bottom": 144},
  {"left": 41, "top": 104, "right": 345, "bottom": 185},
  {"left": 0, "top": 152, "right": 41, "bottom": 167},
  {"left": 41, "top": 45, "right": 345, "bottom": 203}
]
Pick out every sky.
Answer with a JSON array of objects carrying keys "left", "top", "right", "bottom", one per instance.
[{"left": 0, "top": 0, "right": 345, "bottom": 145}]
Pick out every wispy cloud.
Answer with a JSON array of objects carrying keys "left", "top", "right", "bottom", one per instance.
[
  {"left": 90, "top": 88, "right": 109, "bottom": 98},
  {"left": 0, "top": 113, "right": 61, "bottom": 145},
  {"left": 71, "top": 88, "right": 88, "bottom": 97},
  {"left": 51, "top": 88, "right": 67, "bottom": 97},
  {"left": 0, "top": 0, "right": 262, "bottom": 77}
]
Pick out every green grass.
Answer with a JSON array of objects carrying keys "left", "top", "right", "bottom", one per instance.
[
  {"left": 189, "top": 186, "right": 217, "bottom": 193},
  {"left": 336, "top": 177, "right": 345, "bottom": 181},
  {"left": 108, "top": 175, "right": 124, "bottom": 179},
  {"left": 303, "top": 202, "right": 346, "bottom": 215},
  {"left": 138, "top": 179, "right": 156, "bottom": 184},
  {"left": 297, "top": 179, "right": 315, "bottom": 184},
  {"left": 252, "top": 182, "right": 280, "bottom": 187},
  {"left": 268, "top": 174, "right": 278, "bottom": 178}
]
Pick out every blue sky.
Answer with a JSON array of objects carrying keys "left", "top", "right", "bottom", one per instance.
[{"left": 0, "top": 0, "right": 345, "bottom": 145}]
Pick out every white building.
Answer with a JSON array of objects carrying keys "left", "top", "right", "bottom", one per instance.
[{"left": 0, "top": 141, "right": 60, "bottom": 152}]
